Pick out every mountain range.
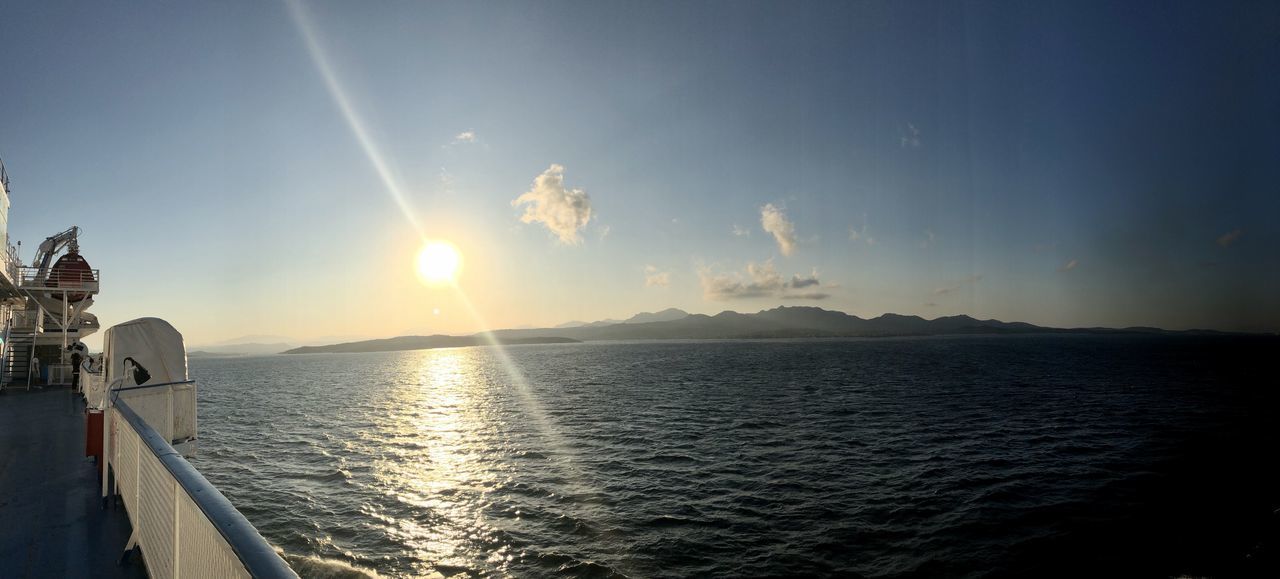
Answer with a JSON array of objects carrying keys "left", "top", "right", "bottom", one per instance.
[
  {"left": 189, "top": 333, "right": 373, "bottom": 356},
  {"left": 552, "top": 308, "right": 689, "bottom": 328},
  {"left": 281, "top": 335, "right": 579, "bottom": 355},
  {"left": 281, "top": 306, "right": 1231, "bottom": 355},
  {"left": 483, "top": 307, "right": 1180, "bottom": 342}
]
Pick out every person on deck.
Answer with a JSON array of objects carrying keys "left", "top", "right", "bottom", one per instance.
[{"left": 67, "top": 342, "right": 86, "bottom": 393}]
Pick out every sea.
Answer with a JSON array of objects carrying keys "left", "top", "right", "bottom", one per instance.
[{"left": 188, "top": 335, "right": 1280, "bottom": 578}]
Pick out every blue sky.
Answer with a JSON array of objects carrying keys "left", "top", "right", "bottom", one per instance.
[{"left": 1, "top": 0, "right": 1277, "bottom": 345}]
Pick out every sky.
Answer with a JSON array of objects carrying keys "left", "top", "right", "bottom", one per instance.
[{"left": 1, "top": 0, "right": 1277, "bottom": 347}]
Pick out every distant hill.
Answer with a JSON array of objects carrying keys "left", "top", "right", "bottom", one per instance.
[
  {"left": 211, "top": 334, "right": 295, "bottom": 346},
  {"left": 190, "top": 342, "right": 294, "bottom": 356},
  {"left": 282, "top": 335, "right": 580, "bottom": 354},
  {"left": 553, "top": 309, "right": 687, "bottom": 329},
  {"left": 284, "top": 306, "right": 1239, "bottom": 355},
  {"left": 622, "top": 308, "right": 689, "bottom": 324},
  {"left": 193, "top": 334, "right": 375, "bottom": 356},
  {"left": 486, "top": 306, "right": 1219, "bottom": 342}
]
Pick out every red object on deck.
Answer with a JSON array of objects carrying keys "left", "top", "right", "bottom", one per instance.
[
  {"left": 85, "top": 410, "right": 103, "bottom": 462},
  {"left": 49, "top": 251, "right": 94, "bottom": 302}
]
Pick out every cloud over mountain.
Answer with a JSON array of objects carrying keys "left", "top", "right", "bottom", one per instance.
[
  {"left": 700, "top": 260, "right": 828, "bottom": 300},
  {"left": 789, "top": 271, "right": 821, "bottom": 288},
  {"left": 644, "top": 265, "right": 671, "bottom": 287},
  {"left": 513, "top": 164, "right": 593, "bottom": 244},
  {"left": 760, "top": 203, "right": 798, "bottom": 256}
]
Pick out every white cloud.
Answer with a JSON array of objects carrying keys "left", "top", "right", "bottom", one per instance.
[
  {"left": 644, "top": 265, "right": 670, "bottom": 287},
  {"left": 844, "top": 216, "right": 875, "bottom": 245},
  {"left": 699, "top": 260, "right": 829, "bottom": 300},
  {"left": 1058, "top": 258, "right": 1079, "bottom": 272},
  {"left": 900, "top": 122, "right": 921, "bottom": 148},
  {"left": 512, "top": 164, "right": 593, "bottom": 245},
  {"left": 760, "top": 203, "right": 798, "bottom": 256},
  {"left": 452, "top": 130, "right": 477, "bottom": 144},
  {"left": 1216, "top": 228, "right": 1243, "bottom": 248},
  {"left": 436, "top": 167, "right": 456, "bottom": 196},
  {"left": 732, "top": 224, "right": 751, "bottom": 237},
  {"left": 700, "top": 271, "right": 771, "bottom": 300},
  {"left": 745, "top": 260, "right": 785, "bottom": 290},
  {"left": 789, "top": 269, "right": 821, "bottom": 288}
]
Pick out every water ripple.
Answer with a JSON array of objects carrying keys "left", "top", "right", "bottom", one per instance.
[{"left": 190, "top": 335, "right": 1280, "bottom": 577}]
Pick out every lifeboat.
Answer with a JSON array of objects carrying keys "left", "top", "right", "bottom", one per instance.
[{"left": 46, "top": 251, "right": 94, "bottom": 302}]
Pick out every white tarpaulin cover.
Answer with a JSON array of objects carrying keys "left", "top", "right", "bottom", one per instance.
[
  {"left": 103, "top": 317, "right": 196, "bottom": 446},
  {"left": 103, "top": 317, "right": 188, "bottom": 387}
]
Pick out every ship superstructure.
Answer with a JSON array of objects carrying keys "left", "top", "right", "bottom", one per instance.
[
  {"left": 0, "top": 156, "right": 297, "bottom": 578},
  {"left": 0, "top": 160, "right": 101, "bottom": 389}
]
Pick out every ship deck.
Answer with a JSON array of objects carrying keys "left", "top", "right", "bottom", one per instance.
[{"left": 0, "top": 386, "right": 145, "bottom": 578}]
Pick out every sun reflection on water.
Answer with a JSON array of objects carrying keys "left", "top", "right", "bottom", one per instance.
[
  {"left": 283, "top": 3, "right": 605, "bottom": 570},
  {"left": 368, "top": 348, "right": 516, "bottom": 576}
]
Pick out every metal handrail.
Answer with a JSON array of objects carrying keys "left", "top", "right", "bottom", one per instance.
[
  {"left": 113, "top": 379, "right": 197, "bottom": 393},
  {"left": 114, "top": 398, "right": 298, "bottom": 578},
  {"left": 18, "top": 266, "right": 100, "bottom": 284},
  {"left": 3, "top": 245, "right": 19, "bottom": 283}
]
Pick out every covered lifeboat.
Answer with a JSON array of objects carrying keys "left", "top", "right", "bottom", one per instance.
[{"left": 46, "top": 250, "right": 94, "bottom": 303}]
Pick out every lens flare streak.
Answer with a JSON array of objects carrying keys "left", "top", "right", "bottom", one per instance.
[
  {"left": 285, "top": 0, "right": 425, "bottom": 239},
  {"left": 284, "top": 4, "right": 612, "bottom": 570}
]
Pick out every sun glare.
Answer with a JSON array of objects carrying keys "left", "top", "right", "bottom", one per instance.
[{"left": 417, "top": 241, "right": 462, "bottom": 285}]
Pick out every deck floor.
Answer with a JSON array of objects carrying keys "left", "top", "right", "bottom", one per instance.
[{"left": 0, "top": 386, "right": 145, "bottom": 578}]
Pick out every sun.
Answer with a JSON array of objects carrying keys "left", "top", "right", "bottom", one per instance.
[{"left": 416, "top": 241, "right": 462, "bottom": 285}]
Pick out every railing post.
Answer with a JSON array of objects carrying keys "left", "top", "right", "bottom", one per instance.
[
  {"left": 173, "top": 477, "right": 182, "bottom": 579},
  {"left": 134, "top": 422, "right": 141, "bottom": 534},
  {"left": 61, "top": 291, "right": 67, "bottom": 367},
  {"left": 101, "top": 408, "right": 111, "bottom": 500},
  {"left": 166, "top": 385, "right": 174, "bottom": 441},
  {"left": 114, "top": 397, "right": 298, "bottom": 578}
]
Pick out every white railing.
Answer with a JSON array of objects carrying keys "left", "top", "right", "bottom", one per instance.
[
  {"left": 112, "top": 380, "right": 199, "bottom": 447},
  {"left": 48, "top": 362, "right": 73, "bottom": 385},
  {"left": 106, "top": 383, "right": 296, "bottom": 579},
  {"left": 3, "top": 244, "right": 19, "bottom": 285},
  {"left": 11, "top": 307, "right": 43, "bottom": 331},
  {"left": 17, "top": 265, "right": 100, "bottom": 293},
  {"left": 83, "top": 369, "right": 106, "bottom": 409}
]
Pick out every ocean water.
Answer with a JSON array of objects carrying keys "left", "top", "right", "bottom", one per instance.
[{"left": 188, "top": 335, "right": 1280, "bottom": 578}]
